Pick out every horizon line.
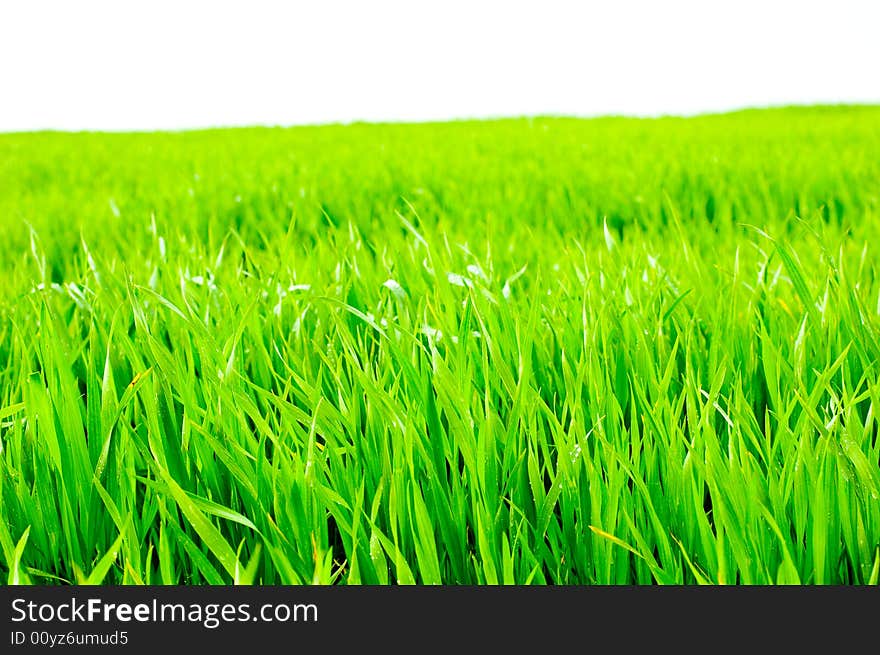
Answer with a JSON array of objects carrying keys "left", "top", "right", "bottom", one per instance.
[{"left": 2, "top": 102, "right": 877, "bottom": 136}]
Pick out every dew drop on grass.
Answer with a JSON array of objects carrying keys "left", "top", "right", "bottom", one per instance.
[
  {"left": 447, "top": 272, "right": 473, "bottom": 288},
  {"left": 382, "top": 278, "right": 407, "bottom": 299},
  {"left": 422, "top": 325, "right": 443, "bottom": 343},
  {"left": 502, "top": 264, "right": 527, "bottom": 299},
  {"left": 466, "top": 264, "right": 488, "bottom": 281},
  {"left": 603, "top": 217, "right": 616, "bottom": 251}
]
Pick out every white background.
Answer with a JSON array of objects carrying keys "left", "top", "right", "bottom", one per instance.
[{"left": 1, "top": 0, "right": 878, "bottom": 131}]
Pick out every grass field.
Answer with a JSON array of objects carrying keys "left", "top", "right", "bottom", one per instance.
[{"left": 1, "top": 106, "right": 880, "bottom": 585}]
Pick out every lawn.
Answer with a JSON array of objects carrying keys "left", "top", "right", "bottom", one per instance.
[{"left": 1, "top": 106, "right": 879, "bottom": 584}]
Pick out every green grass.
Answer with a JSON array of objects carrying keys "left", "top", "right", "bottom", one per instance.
[{"left": 1, "top": 106, "right": 880, "bottom": 585}]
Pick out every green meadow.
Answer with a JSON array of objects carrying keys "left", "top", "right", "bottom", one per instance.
[{"left": 1, "top": 106, "right": 879, "bottom": 584}]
